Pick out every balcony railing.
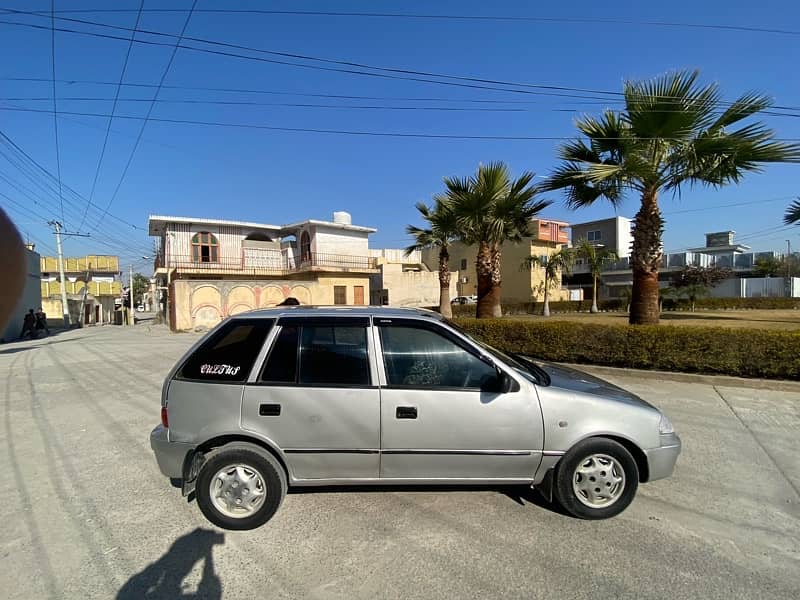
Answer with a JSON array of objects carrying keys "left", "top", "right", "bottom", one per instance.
[{"left": 156, "top": 251, "right": 378, "bottom": 275}]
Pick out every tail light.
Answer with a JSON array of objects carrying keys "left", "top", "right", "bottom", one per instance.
[{"left": 161, "top": 405, "right": 169, "bottom": 428}]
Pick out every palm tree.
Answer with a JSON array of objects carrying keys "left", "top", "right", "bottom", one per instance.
[
  {"left": 405, "top": 197, "right": 458, "bottom": 318},
  {"left": 576, "top": 239, "right": 618, "bottom": 313},
  {"left": 444, "top": 162, "right": 552, "bottom": 318},
  {"left": 784, "top": 197, "right": 800, "bottom": 225},
  {"left": 542, "top": 70, "right": 800, "bottom": 325},
  {"left": 524, "top": 247, "right": 575, "bottom": 316}
]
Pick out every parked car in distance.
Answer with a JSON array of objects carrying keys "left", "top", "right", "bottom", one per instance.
[
  {"left": 150, "top": 307, "right": 680, "bottom": 530},
  {"left": 451, "top": 295, "right": 478, "bottom": 305}
]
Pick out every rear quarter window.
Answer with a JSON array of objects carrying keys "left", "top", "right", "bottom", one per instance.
[{"left": 177, "top": 319, "right": 274, "bottom": 382}]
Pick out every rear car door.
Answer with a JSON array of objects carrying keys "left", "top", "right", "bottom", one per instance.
[
  {"left": 376, "top": 318, "right": 543, "bottom": 481},
  {"left": 167, "top": 318, "right": 275, "bottom": 445},
  {"left": 241, "top": 316, "right": 380, "bottom": 481}
]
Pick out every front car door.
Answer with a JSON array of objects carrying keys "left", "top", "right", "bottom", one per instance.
[
  {"left": 375, "top": 317, "right": 543, "bottom": 481},
  {"left": 241, "top": 316, "right": 380, "bottom": 482}
]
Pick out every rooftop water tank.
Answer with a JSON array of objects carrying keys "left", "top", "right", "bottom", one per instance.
[{"left": 333, "top": 211, "right": 352, "bottom": 225}]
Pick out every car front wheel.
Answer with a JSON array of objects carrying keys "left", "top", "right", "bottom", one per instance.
[
  {"left": 553, "top": 438, "right": 639, "bottom": 519},
  {"left": 195, "top": 444, "right": 287, "bottom": 530}
]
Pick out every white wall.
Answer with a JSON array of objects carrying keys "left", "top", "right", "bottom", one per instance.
[
  {"left": 710, "top": 277, "right": 797, "bottom": 298},
  {"left": 166, "top": 223, "right": 244, "bottom": 264},
  {"left": 615, "top": 218, "right": 634, "bottom": 258},
  {"left": 375, "top": 263, "right": 457, "bottom": 307},
  {"left": 312, "top": 226, "right": 370, "bottom": 256}
]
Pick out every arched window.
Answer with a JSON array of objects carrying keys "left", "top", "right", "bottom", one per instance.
[
  {"left": 300, "top": 231, "right": 311, "bottom": 263},
  {"left": 191, "top": 232, "right": 219, "bottom": 263}
]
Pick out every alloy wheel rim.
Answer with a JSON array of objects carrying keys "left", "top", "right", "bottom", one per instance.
[
  {"left": 572, "top": 453, "right": 626, "bottom": 509},
  {"left": 209, "top": 464, "right": 267, "bottom": 518}
]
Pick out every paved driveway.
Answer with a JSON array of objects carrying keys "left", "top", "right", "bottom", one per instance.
[{"left": 1, "top": 325, "right": 798, "bottom": 599}]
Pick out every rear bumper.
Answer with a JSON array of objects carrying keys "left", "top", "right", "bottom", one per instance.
[
  {"left": 644, "top": 433, "right": 681, "bottom": 482},
  {"left": 150, "top": 424, "right": 194, "bottom": 479}
]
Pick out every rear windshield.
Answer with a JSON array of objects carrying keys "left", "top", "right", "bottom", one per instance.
[{"left": 177, "top": 319, "right": 274, "bottom": 382}]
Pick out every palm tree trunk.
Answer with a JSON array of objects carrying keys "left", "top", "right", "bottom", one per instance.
[
  {"left": 591, "top": 274, "right": 599, "bottom": 313},
  {"left": 476, "top": 242, "right": 502, "bottom": 318},
  {"left": 438, "top": 247, "right": 452, "bottom": 319},
  {"left": 542, "top": 273, "right": 551, "bottom": 317},
  {"left": 630, "top": 188, "right": 664, "bottom": 325}
]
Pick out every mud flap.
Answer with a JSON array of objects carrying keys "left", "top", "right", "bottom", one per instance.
[
  {"left": 534, "top": 468, "right": 555, "bottom": 503},
  {"left": 181, "top": 450, "right": 205, "bottom": 497}
]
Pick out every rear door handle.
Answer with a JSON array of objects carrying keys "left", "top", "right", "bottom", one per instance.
[
  {"left": 259, "top": 403, "right": 281, "bottom": 416},
  {"left": 396, "top": 406, "right": 417, "bottom": 419}
]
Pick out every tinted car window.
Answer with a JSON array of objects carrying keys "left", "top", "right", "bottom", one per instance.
[
  {"left": 178, "top": 319, "right": 273, "bottom": 382},
  {"left": 260, "top": 325, "right": 299, "bottom": 383},
  {"left": 378, "top": 323, "right": 496, "bottom": 389},
  {"left": 299, "top": 325, "right": 370, "bottom": 386}
]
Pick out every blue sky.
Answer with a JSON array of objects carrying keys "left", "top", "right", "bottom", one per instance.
[{"left": 1, "top": 0, "right": 799, "bottom": 269}]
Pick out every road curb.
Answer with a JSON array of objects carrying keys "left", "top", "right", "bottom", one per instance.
[{"left": 565, "top": 363, "right": 800, "bottom": 392}]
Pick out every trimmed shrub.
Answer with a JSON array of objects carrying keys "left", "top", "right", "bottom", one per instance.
[{"left": 454, "top": 318, "right": 800, "bottom": 380}]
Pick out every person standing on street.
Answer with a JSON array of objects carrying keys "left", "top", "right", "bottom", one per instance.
[
  {"left": 35, "top": 307, "right": 50, "bottom": 335},
  {"left": 19, "top": 309, "right": 35, "bottom": 339}
]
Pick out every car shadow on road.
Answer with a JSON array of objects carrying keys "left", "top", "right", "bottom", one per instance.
[
  {"left": 289, "top": 484, "right": 571, "bottom": 516},
  {"left": 116, "top": 528, "right": 225, "bottom": 600}
]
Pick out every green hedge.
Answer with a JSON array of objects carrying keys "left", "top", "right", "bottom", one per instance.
[
  {"left": 448, "top": 296, "right": 800, "bottom": 317},
  {"left": 454, "top": 318, "right": 800, "bottom": 380}
]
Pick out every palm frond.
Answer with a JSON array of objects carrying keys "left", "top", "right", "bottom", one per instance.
[
  {"left": 623, "top": 70, "right": 720, "bottom": 140},
  {"left": 708, "top": 91, "right": 772, "bottom": 132},
  {"left": 785, "top": 198, "right": 800, "bottom": 225}
]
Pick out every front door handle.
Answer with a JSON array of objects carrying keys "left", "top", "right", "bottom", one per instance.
[{"left": 396, "top": 406, "right": 417, "bottom": 419}]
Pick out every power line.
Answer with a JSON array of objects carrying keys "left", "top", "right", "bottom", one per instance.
[
  {"left": 78, "top": 0, "right": 144, "bottom": 231},
  {"left": 48, "top": 1, "right": 65, "bottom": 224},
  {"left": 17, "top": 7, "right": 800, "bottom": 37},
  {"left": 4, "top": 96, "right": 800, "bottom": 118},
  {"left": 0, "top": 16, "right": 618, "bottom": 102},
  {"left": 91, "top": 0, "right": 198, "bottom": 233},
  {"left": 0, "top": 129, "right": 145, "bottom": 232},
  {"left": 4, "top": 12, "right": 796, "bottom": 110},
  {"left": 664, "top": 196, "right": 797, "bottom": 215},
  {"left": 0, "top": 76, "right": 620, "bottom": 106},
  {"left": 5, "top": 105, "right": 800, "bottom": 142}
]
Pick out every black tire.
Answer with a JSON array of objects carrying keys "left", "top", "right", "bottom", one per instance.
[
  {"left": 553, "top": 438, "right": 639, "bottom": 520},
  {"left": 195, "top": 444, "right": 287, "bottom": 530}
]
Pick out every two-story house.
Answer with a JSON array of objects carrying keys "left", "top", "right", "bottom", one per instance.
[
  {"left": 40, "top": 254, "right": 122, "bottom": 325},
  {"left": 423, "top": 218, "right": 577, "bottom": 304},
  {"left": 149, "top": 212, "right": 379, "bottom": 331}
]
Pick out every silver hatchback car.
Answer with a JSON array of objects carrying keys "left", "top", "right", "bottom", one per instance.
[{"left": 151, "top": 307, "right": 680, "bottom": 530}]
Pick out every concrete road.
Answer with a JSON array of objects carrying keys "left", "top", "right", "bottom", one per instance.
[{"left": 1, "top": 325, "right": 798, "bottom": 600}]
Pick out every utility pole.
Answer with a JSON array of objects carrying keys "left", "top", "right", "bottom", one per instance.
[
  {"left": 129, "top": 263, "right": 135, "bottom": 327},
  {"left": 49, "top": 220, "right": 71, "bottom": 326},
  {"left": 48, "top": 221, "right": 91, "bottom": 327}
]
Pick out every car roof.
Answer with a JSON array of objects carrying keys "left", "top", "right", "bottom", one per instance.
[{"left": 230, "top": 305, "right": 446, "bottom": 321}]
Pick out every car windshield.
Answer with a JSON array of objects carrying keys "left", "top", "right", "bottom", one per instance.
[{"left": 447, "top": 321, "right": 550, "bottom": 385}]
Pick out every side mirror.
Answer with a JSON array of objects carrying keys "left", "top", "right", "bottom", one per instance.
[{"left": 494, "top": 368, "right": 518, "bottom": 394}]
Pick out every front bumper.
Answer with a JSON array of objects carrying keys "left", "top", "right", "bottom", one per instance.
[
  {"left": 150, "top": 424, "right": 195, "bottom": 479},
  {"left": 644, "top": 432, "right": 681, "bottom": 482}
]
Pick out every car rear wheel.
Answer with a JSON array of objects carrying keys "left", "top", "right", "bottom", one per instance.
[
  {"left": 553, "top": 438, "right": 638, "bottom": 519},
  {"left": 195, "top": 444, "right": 286, "bottom": 530}
]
